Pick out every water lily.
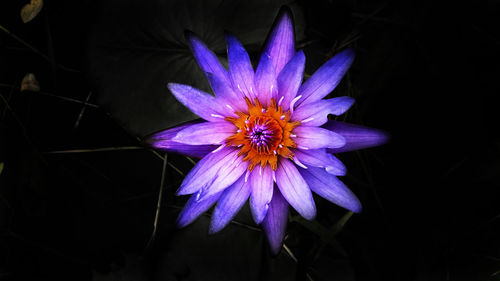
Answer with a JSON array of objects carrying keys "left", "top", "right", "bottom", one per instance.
[{"left": 146, "top": 7, "right": 388, "bottom": 254}]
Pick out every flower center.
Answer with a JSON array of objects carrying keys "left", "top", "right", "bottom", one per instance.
[
  {"left": 225, "top": 97, "right": 300, "bottom": 170},
  {"left": 248, "top": 116, "right": 282, "bottom": 150}
]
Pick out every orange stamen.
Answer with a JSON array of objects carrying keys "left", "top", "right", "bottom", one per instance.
[{"left": 225, "top": 97, "right": 300, "bottom": 170}]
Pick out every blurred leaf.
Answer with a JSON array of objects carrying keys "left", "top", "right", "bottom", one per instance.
[
  {"left": 87, "top": 0, "right": 305, "bottom": 137},
  {"left": 20, "top": 0, "right": 43, "bottom": 23},
  {"left": 292, "top": 212, "right": 353, "bottom": 256},
  {"left": 329, "top": 211, "right": 353, "bottom": 235},
  {"left": 490, "top": 271, "right": 500, "bottom": 281},
  {"left": 0, "top": 162, "right": 4, "bottom": 175},
  {"left": 292, "top": 212, "right": 353, "bottom": 244},
  {"left": 20, "top": 73, "right": 40, "bottom": 92},
  {"left": 292, "top": 215, "right": 327, "bottom": 237}
]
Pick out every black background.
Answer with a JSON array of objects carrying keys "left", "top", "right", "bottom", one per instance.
[{"left": 1, "top": 0, "right": 499, "bottom": 280}]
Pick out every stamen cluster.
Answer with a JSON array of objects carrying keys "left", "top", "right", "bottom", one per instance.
[{"left": 225, "top": 97, "right": 300, "bottom": 170}]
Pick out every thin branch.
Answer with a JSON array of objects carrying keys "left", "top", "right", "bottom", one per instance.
[
  {"left": 0, "top": 91, "right": 30, "bottom": 142},
  {"left": 0, "top": 24, "right": 80, "bottom": 73},
  {"left": 185, "top": 156, "right": 197, "bottom": 166},
  {"left": 43, "top": 146, "right": 144, "bottom": 154},
  {"left": 353, "top": 2, "right": 389, "bottom": 27},
  {"left": 0, "top": 84, "right": 99, "bottom": 108},
  {"left": 74, "top": 91, "right": 93, "bottom": 129},
  {"left": 283, "top": 244, "right": 315, "bottom": 281},
  {"left": 283, "top": 243, "right": 298, "bottom": 263},
  {"left": 149, "top": 149, "right": 184, "bottom": 176},
  {"left": 145, "top": 152, "right": 168, "bottom": 250}
]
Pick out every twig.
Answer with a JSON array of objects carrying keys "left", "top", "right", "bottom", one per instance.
[
  {"left": 0, "top": 24, "right": 80, "bottom": 73},
  {"left": 185, "top": 156, "right": 197, "bottom": 166},
  {"left": 43, "top": 146, "right": 144, "bottom": 154},
  {"left": 149, "top": 149, "right": 184, "bottom": 177},
  {"left": 145, "top": 152, "right": 168, "bottom": 250},
  {"left": 353, "top": 2, "right": 389, "bottom": 27},
  {"left": 0, "top": 91, "right": 30, "bottom": 141},
  {"left": 283, "top": 243, "right": 315, "bottom": 281},
  {"left": 0, "top": 84, "right": 99, "bottom": 108},
  {"left": 73, "top": 91, "right": 93, "bottom": 129}
]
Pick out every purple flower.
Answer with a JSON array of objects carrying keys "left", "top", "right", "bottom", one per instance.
[{"left": 146, "top": 7, "right": 389, "bottom": 254}]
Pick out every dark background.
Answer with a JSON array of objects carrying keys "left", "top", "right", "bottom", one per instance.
[{"left": 1, "top": 0, "right": 499, "bottom": 280}]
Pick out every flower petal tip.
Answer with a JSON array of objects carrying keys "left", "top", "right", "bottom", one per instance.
[
  {"left": 325, "top": 165, "right": 347, "bottom": 176},
  {"left": 345, "top": 194, "right": 363, "bottom": 214},
  {"left": 342, "top": 47, "right": 356, "bottom": 60},
  {"left": 166, "top": 82, "right": 183, "bottom": 93},
  {"left": 276, "top": 5, "right": 294, "bottom": 25},
  {"left": 175, "top": 211, "right": 193, "bottom": 229},
  {"left": 208, "top": 222, "right": 223, "bottom": 235},
  {"left": 183, "top": 29, "right": 197, "bottom": 42},
  {"left": 303, "top": 210, "right": 317, "bottom": 221},
  {"left": 352, "top": 203, "right": 363, "bottom": 214},
  {"left": 269, "top": 243, "right": 283, "bottom": 256},
  {"left": 263, "top": 5, "right": 296, "bottom": 74},
  {"left": 324, "top": 121, "right": 389, "bottom": 153},
  {"left": 334, "top": 48, "right": 356, "bottom": 67}
]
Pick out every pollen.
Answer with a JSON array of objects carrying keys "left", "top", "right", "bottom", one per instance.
[{"left": 225, "top": 97, "right": 300, "bottom": 170}]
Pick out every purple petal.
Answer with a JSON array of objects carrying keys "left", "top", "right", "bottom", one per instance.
[
  {"left": 173, "top": 121, "right": 236, "bottom": 145},
  {"left": 209, "top": 176, "right": 251, "bottom": 234},
  {"left": 275, "top": 158, "right": 316, "bottom": 220},
  {"left": 145, "top": 120, "right": 218, "bottom": 158},
  {"left": 254, "top": 53, "right": 278, "bottom": 107},
  {"left": 293, "top": 126, "right": 346, "bottom": 150},
  {"left": 167, "top": 83, "right": 227, "bottom": 122},
  {"left": 176, "top": 192, "right": 222, "bottom": 228},
  {"left": 176, "top": 146, "right": 235, "bottom": 195},
  {"left": 276, "top": 50, "right": 305, "bottom": 111},
  {"left": 292, "top": 96, "right": 355, "bottom": 126},
  {"left": 262, "top": 6, "right": 295, "bottom": 74},
  {"left": 262, "top": 186, "right": 289, "bottom": 255},
  {"left": 197, "top": 155, "right": 249, "bottom": 200},
  {"left": 299, "top": 166, "right": 362, "bottom": 213},
  {"left": 293, "top": 148, "right": 347, "bottom": 176},
  {"left": 249, "top": 165, "right": 274, "bottom": 224},
  {"left": 323, "top": 121, "right": 390, "bottom": 153},
  {"left": 297, "top": 49, "right": 355, "bottom": 107},
  {"left": 206, "top": 72, "right": 247, "bottom": 113},
  {"left": 185, "top": 31, "right": 231, "bottom": 86},
  {"left": 226, "top": 33, "right": 256, "bottom": 100}
]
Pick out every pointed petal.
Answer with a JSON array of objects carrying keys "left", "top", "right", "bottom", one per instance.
[
  {"left": 262, "top": 6, "right": 295, "bottom": 74},
  {"left": 176, "top": 192, "right": 222, "bottom": 228},
  {"left": 323, "top": 121, "right": 390, "bottom": 153},
  {"left": 254, "top": 53, "right": 278, "bottom": 107},
  {"left": 293, "top": 149, "right": 347, "bottom": 176},
  {"left": 176, "top": 146, "right": 235, "bottom": 195},
  {"left": 209, "top": 176, "right": 251, "bottom": 234},
  {"left": 145, "top": 120, "right": 218, "bottom": 158},
  {"left": 198, "top": 155, "right": 250, "bottom": 200},
  {"left": 226, "top": 33, "right": 256, "bottom": 100},
  {"left": 206, "top": 72, "right": 247, "bottom": 112},
  {"left": 276, "top": 50, "right": 305, "bottom": 110},
  {"left": 297, "top": 49, "right": 355, "bottom": 107},
  {"left": 249, "top": 165, "right": 274, "bottom": 224},
  {"left": 185, "top": 31, "right": 231, "bottom": 86},
  {"left": 173, "top": 121, "right": 235, "bottom": 145},
  {"left": 292, "top": 96, "right": 355, "bottom": 126},
  {"left": 293, "top": 126, "right": 346, "bottom": 149},
  {"left": 299, "top": 167, "right": 362, "bottom": 213},
  {"left": 262, "top": 186, "right": 289, "bottom": 255},
  {"left": 167, "top": 83, "right": 226, "bottom": 122},
  {"left": 275, "top": 158, "right": 316, "bottom": 220}
]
